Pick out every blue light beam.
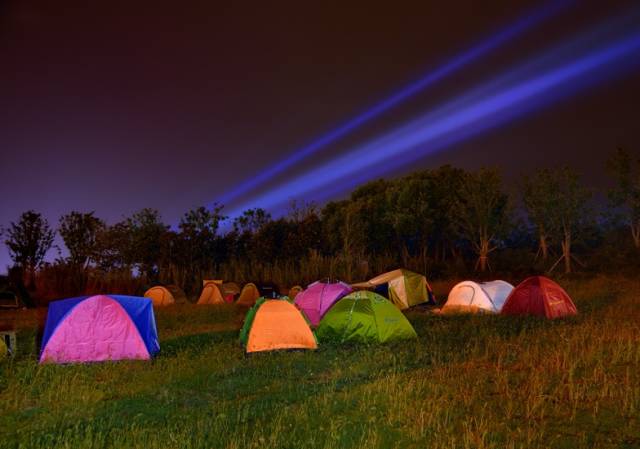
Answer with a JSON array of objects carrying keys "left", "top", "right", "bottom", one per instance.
[
  {"left": 225, "top": 31, "right": 640, "bottom": 217},
  {"left": 217, "top": 0, "right": 573, "bottom": 206}
]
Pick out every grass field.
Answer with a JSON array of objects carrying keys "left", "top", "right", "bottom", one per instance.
[{"left": 1, "top": 276, "right": 639, "bottom": 449}]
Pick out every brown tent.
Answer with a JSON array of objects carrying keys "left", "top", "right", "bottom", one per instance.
[
  {"left": 197, "top": 281, "right": 225, "bottom": 305},
  {"left": 236, "top": 282, "right": 260, "bottom": 307},
  {"left": 144, "top": 285, "right": 188, "bottom": 307}
]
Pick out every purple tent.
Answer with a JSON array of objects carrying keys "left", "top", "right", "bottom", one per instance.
[{"left": 294, "top": 280, "right": 352, "bottom": 326}]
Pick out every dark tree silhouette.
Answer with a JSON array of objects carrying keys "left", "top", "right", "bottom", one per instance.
[
  {"left": 5, "top": 210, "right": 55, "bottom": 287},
  {"left": 607, "top": 147, "right": 640, "bottom": 248},
  {"left": 123, "top": 209, "right": 169, "bottom": 281},
  {"left": 522, "top": 169, "right": 558, "bottom": 262},
  {"left": 59, "top": 211, "right": 105, "bottom": 268},
  {"left": 454, "top": 169, "right": 510, "bottom": 272},
  {"left": 544, "top": 168, "right": 591, "bottom": 274}
]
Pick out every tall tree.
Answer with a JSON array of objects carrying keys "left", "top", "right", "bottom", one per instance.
[
  {"left": 545, "top": 168, "right": 591, "bottom": 274},
  {"left": 522, "top": 169, "right": 558, "bottom": 262},
  {"left": 287, "top": 200, "right": 316, "bottom": 223},
  {"left": 285, "top": 201, "right": 322, "bottom": 257},
  {"left": 607, "top": 147, "right": 640, "bottom": 248},
  {"left": 320, "top": 200, "right": 362, "bottom": 281},
  {"left": 123, "top": 208, "right": 169, "bottom": 281},
  {"left": 4, "top": 210, "right": 55, "bottom": 286},
  {"left": 320, "top": 200, "right": 348, "bottom": 255},
  {"left": 386, "top": 172, "right": 434, "bottom": 265},
  {"left": 177, "top": 204, "right": 226, "bottom": 290},
  {"left": 92, "top": 222, "right": 131, "bottom": 272},
  {"left": 348, "top": 179, "right": 395, "bottom": 256},
  {"left": 425, "top": 165, "right": 466, "bottom": 262},
  {"left": 58, "top": 211, "right": 105, "bottom": 267},
  {"left": 233, "top": 208, "right": 271, "bottom": 234},
  {"left": 253, "top": 218, "right": 292, "bottom": 262},
  {"left": 454, "top": 169, "right": 510, "bottom": 272}
]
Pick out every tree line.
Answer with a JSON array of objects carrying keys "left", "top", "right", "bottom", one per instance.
[{"left": 2, "top": 148, "right": 639, "bottom": 302}]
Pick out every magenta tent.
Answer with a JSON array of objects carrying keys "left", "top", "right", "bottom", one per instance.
[
  {"left": 294, "top": 280, "right": 352, "bottom": 326},
  {"left": 40, "top": 294, "right": 160, "bottom": 364}
]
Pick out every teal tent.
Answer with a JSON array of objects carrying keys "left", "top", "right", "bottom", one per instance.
[{"left": 316, "top": 290, "right": 417, "bottom": 344}]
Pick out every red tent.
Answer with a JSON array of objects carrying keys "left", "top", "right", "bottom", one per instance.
[{"left": 501, "top": 276, "right": 577, "bottom": 319}]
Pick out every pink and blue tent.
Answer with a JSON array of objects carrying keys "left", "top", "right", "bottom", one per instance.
[
  {"left": 294, "top": 280, "right": 352, "bottom": 326},
  {"left": 40, "top": 294, "right": 160, "bottom": 364}
]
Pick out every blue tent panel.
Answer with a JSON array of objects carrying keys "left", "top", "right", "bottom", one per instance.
[{"left": 110, "top": 295, "right": 160, "bottom": 356}]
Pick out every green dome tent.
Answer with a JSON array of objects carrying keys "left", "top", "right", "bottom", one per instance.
[{"left": 317, "top": 290, "right": 417, "bottom": 344}]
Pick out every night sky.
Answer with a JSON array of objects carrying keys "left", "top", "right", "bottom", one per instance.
[{"left": 1, "top": 0, "right": 639, "bottom": 272}]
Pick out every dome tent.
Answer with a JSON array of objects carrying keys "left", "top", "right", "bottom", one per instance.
[
  {"left": 501, "top": 276, "right": 577, "bottom": 319},
  {"left": 294, "top": 280, "right": 352, "bottom": 326},
  {"left": 197, "top": 281, "right": 225, "bottom": 305},
  {"left": 352, "top": 269, "right": 435, "bottom": 310},
  {"left": 236, "top": 283, "right": 261, "bottom": 306},
  {"left": 40, "top": 295, "right": 159, "bottom": 364},
  {"left": 443, "top": 280, "right": 514, "bottom": 314},
  {"left": 144, "top": 285, "right": 188, "bottom": 307},
  {"left": 239, "top": 298, "right": 317, "bottom": 353},
  {"left": 317, "top": 290, "right": 417, "bottom": 344}
]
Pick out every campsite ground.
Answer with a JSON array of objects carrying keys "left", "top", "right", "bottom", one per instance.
[{"left": 0, "top": 276, "right": 639, "bottom": 449}]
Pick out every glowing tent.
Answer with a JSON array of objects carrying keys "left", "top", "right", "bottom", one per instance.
[
  {"left": 501, "top": 276, "right": 577, "bottom": 319},
  {"left": 442, "top": 280, "right": 514, "bottom": 314},
  {"left": 239, "top": 298, "right": 317, "bottom": 353},
  {"left": 144, "top": 285, "right": 188, "bottom": 307},
  {"left": 317, "top": 290, "right": 417, "bottom": 344},
  {"left": 236, "top": 283, "right": 261, "bottom": 306},
  {"left": 197, "top": 281, "right": 225, "bottom": 305},
  {"left": 294, "top": 280, "right": 352, "bottom": 326},
  {"left": 352, "top": 269, "right": 435, "bottom": 310},
  {"left": 40, "top": 294, "right": 160, "bottom": 364}
]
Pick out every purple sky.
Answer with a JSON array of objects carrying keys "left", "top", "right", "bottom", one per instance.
[{"left": 1, "top": 0, "right": 639, "bottom": 272}]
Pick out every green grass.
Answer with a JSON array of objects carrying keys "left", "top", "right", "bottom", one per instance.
[{"left": 1, "top": 276, "right": 639, "bottom": 448}]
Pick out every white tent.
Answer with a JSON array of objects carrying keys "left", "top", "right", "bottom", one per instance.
[{"left": 442, "top": 280, "right": 514, "bottom": 314}]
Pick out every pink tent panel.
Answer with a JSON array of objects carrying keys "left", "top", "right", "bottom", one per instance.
[{"left": 294, "top": 281, "right": 352, "bottom": 326}]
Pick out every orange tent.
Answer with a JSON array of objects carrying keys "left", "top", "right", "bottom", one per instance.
[
  {"left": 239, "top": 299, "right": 317, "bottom": 353},
  {"left": 197, "top": 281, "right": 225, "bottom": 305},
  {"left": 144, "top": 285, "right": 187, "bottom": 307},
  {"left": 236, "top": 283, "right": 260, "bottom": 306}
]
